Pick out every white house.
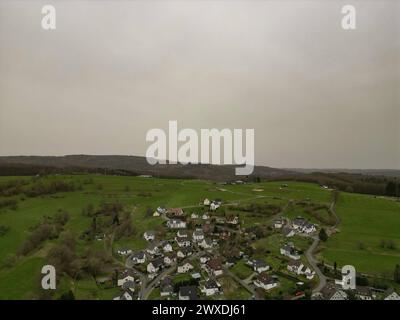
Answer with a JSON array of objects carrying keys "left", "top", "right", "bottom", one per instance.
[
  {"left": 302, "top": 222, "right": 316, "bottom": 234},
  {"left": 321, "top": 284, "right": 348, "bottom": 300},
  {"left": 253, "top": 274, "right": 279, "bottom": 291},
  {"left": 117, "top": 270, "right": 135, "bottom": 287},
  {"left": 147, "top": 257, "right": 164, "bottom": 274},
  {"left": 192, "top": 229, "right": 205, "bottom": 242},
  {"left": 292, "top": 217, "right": 306, "bottom": 230},
  {"left": 164, "top": 253, "right": 177, "bottom": 266},
  {"left": 206, "top": 259, "right": 223, "bottom": 277},
  {"left": 225, "top": 215, "right": 239, "bottom": 225},
  {"left": 167, "top": 219, "right": 186, "bottom": 229},
  {"left": 203, "top": 198, "right": 211, "bottom": 206},
  {"left": 199, "top": 238, "right": 213, "bottom": 249},
  {"left": 292, "top": 217, "right": 316, "bottom": 234},
  {"left": 178, "top": 262, "right": 194, "bottom": 273},
  {"left": 177, "top": 230, "right": 189, "bottom": 238},
  {"left": 144, "top": 231, "right": 155, "bottom": 241},
  {"left": 113, "top": 291, "right": 133, "bottom": 300},
  {"left": 117, "top": 248, "right": 132, "bottom": 256},
  {"left": 253, "top": 260, "right": 270, "bottom": 273},
  {"left": 146, "top": 243, "right": 160, "bottom": 255},
  {"left": 130, "top": 251, "right": 146, "bottom": 264},
  {"left": 282, "top": 226, "right": 295, "bottom": 238},
  {"left": 202, "top": 213, "right": 210, "bottom": 220},
  {"left": 355, "top": 287, "right": 373, "bottom": 300},
  {"left": 191, "top": 213, "right": 199, "bottom": 219},
  {"left": 177, "top": 246, "right": 193, "bottom": 258},
  {"left": 280, "top": 244, "right": 301, "bottom": 260},
  {"left": 287, "top": 260, "right": 304, "bottom": 274},
  {"left": 176, "top": 236, "right": 191, "bottom": 247},
  {"left": 273, "top": 219, "right": 284, "bottom": 229},
  {"left": 210, "top": 202, "right": 220, "bottom": 211},
  {"left": 199, "top": 253, "right": 212, "bottom": 264},
  {"left": 201, "top": 279, "right": 221, "bottom": 296},
  {"left": 161, "top": 241, "right": 173, "bottom": 253},
  {"left": 384, "top": 289, "right": 400, "bottom": 300}
]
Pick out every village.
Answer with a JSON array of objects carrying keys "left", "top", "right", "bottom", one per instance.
[{"left": 109, "top": 195, "right": 400, "bottom": 301}]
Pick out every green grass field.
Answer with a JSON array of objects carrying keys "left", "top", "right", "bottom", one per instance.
[
  {"left": 321, "top": 192, "right": 400, "bottom": 276},
  {"left": 0, "top": 174, "right": 399, "bottom": 299}
]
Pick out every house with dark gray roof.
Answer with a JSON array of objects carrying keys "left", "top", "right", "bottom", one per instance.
[{"left": 179, "top": 286, "right": 198, "bottom": 300}]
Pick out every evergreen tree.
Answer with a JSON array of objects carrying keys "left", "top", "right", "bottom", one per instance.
[
  {"left": 394, "top": 264, "right": 400, "bottom": 284},
  {"left": 319, "top": 228, "right": 328, "bottom": 242}
]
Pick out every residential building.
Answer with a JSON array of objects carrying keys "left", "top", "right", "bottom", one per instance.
[
  {"left": 179, "top": 286, "right": 197, "bottom": 300},
  {"left": 253, "top": 273, "right": 279, "bottom": 291},
  {"left": 167, "top": 219, "right": 186, "bottom": 229},
  {"left": 201, "top": 279, "right": 220, "bottom": 296},
  {"left": 130, "top": 251, "right": 146, "bottom": 264},
  {"left": 147, "top": 257, "right": 164, "bottom": 273},
  {"left": 280, "top": 244, "right": 301, "bottom": 260},
  {"left": 253, "top": 259, "right": 270, "bottom": 273},
  {"left": 206, "top": 258, "right": 223, "bottom": 276},
  {"left": 177, "top": 262, "right": 194, "bottom": 273},
  {"left": 144, "top": 231, "right": 155, "bottom": 241}
]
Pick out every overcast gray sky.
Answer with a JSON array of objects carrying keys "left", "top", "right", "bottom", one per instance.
[{"left": 0, "top": 0, "right": 399, "bottom": 169}]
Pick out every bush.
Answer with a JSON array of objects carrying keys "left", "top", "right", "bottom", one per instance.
[{"left": 319, "top": 228, "right": 328, "bottom": 242}]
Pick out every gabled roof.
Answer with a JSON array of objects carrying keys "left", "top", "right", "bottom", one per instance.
[
  {"left": 161, "top": 240, "right": 171, "bottom": 247},
  {"left": 161, "top": 276, "right": 172, "bottom": 286},
  {"left": 321, "top": 284, "right": 347, "bottom": 300},
  {"left": 293, "top": 217, "right": 306, "bottom": 225},
  {"left": 179, "top": 246, "right": 193, "bottom": 254},
  {"left": 207, "top": 258, "right": 222, "bottom": 270},
  {"left": 282, "top": 226, "right": 294, "bottom": 235},
  {"left": 177, "top": 230, "right": 188, "bottom": 236},
  {"left": 176, "top": 236, "right": 191, "bottom": 243},
  {"left": 120, "top": 269, "right": 135, "bottom": 278},
  {"left": 193, "top": 229, "right": 204, "bottom": 236},
  {"left": 131, "top": 251, "right": 145, "bottom": 259},
  {"left": 257, "top": 273, "right": 278, "bottom": 285},
  {"left": 122, "top": 280, "right": 135, "bottom": 290},
  {"left": 288, "top": 260, "right": 303, "bottom": 267},
  {"left": 202, "top": 238, "right": 213, "bottom": 245},
  {"left": 147, "top": 242, "right": 159, "bottom": 250},
  {"left": 204, "top": 279, "right": 219, "bottom": 289},
  {"left": 169, "top": 208, "right": 184, "bottom": 215},
  {"left": 150, "top": 257, "right": 164, "bottom": 268},
  {"left": 179, "top": 286, "right": 197, "bottom": 300},
  {"left": 170, "top": 218, "right": 185, "bottom": 224},
  {"left": 253, "top": 259, "right": 268, "bottom": 268},
  {"left": 356, "top": 286, "right": 372, "bottom": 296}
]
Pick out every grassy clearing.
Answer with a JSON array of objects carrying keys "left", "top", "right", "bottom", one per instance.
[{"left": 321, "top": 192, "right": 400, "bottom": 276}]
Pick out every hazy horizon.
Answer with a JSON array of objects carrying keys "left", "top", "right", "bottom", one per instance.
[{"left": 0, "top": 1, "right": 399, "bottom": 169}]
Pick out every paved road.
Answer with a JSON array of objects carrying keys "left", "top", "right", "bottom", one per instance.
[
  {"left": 224, "top": 267, "right": 258, "bottom": 299},
  {"left": 125, "top": 258, "right": 148, "bottom": 299},
  {"left": 304, "top": 192, "right": 340, "bottom": 293},
  {"left": 142, "top": 264, "right": 177, "bottom": 300},
  {"left": 305, "top": 236, "right": 326, "bottom": 293},
  {"left": 141, "top": 251, "right": 203, "bottom": 300}
]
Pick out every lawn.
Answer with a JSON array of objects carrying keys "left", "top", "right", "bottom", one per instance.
[
  {"left": 230, "top": 260, "right": 253, "bottom": 280},
  {"left": 321, "top": 192, "right": 400, "bottom": 276}
]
